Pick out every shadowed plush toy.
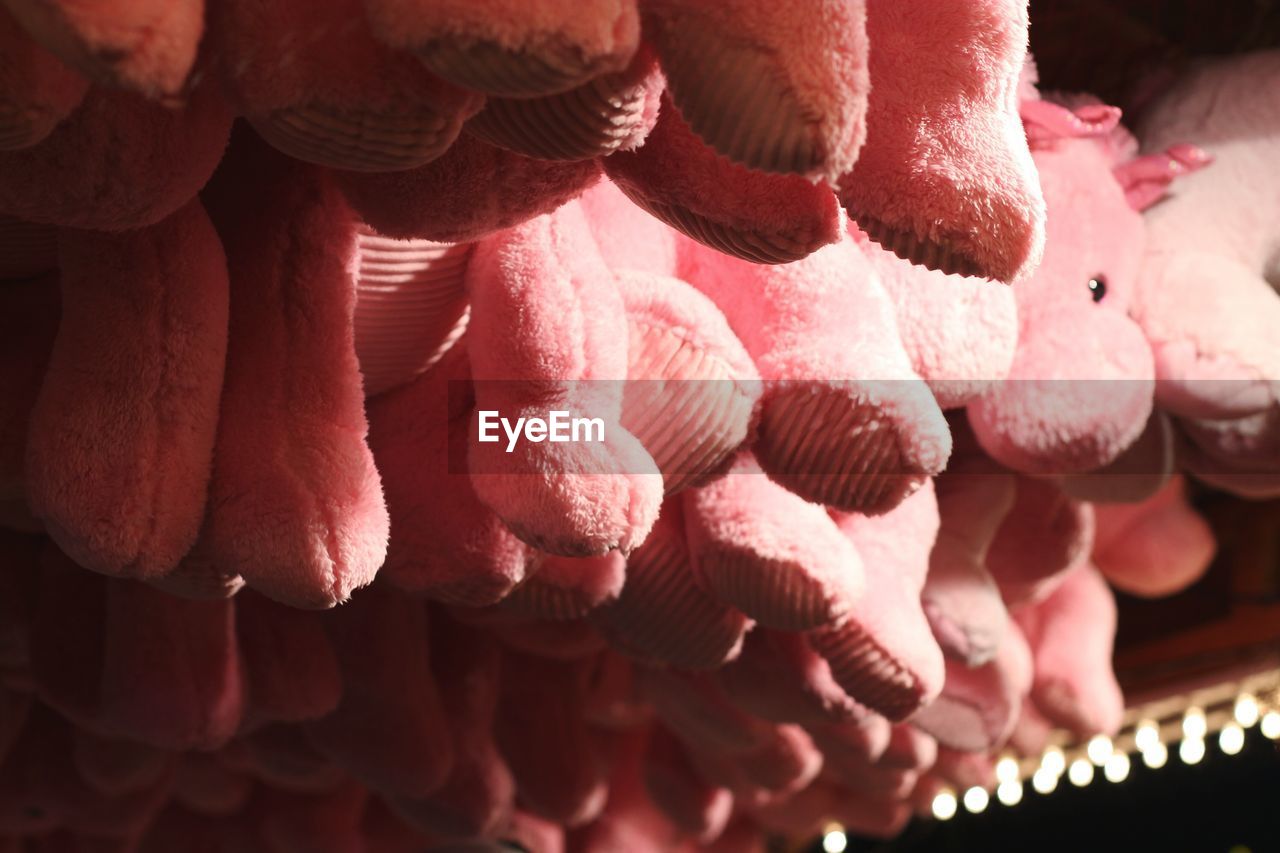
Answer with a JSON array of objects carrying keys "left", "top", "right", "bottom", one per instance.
[
  {"left": 363, "top": 0, "right": 640, "bottom": 99},
  {"left": 1014, "top": 563, "right": 1124, "bottom": 740},
  {"left": 0, "top": 275, "right": 58, "bottom": 532},
  {"left": 25, "top": 202, "right": 228, "bottom": 580},
  {"left": 985, "top": 473, "right": 1094, "bottom": 608},
  {"left": 594, "top": 498, "right": 751, "bottom": 670},
  {"left": 0, "top": 6, "right": 85, "bottom": 150},
  {"left": 1092, "top": 475, "right": 1216, "bottom": 598},
  {"left": 212, "top": 0, "right": 483, "bottom": 172},
  {"left": 367, "top": 345, "right": 539, "bottom": 607},
  {"left": 336, "top": 132, "right": 603, "bottom": 245},
  {"left": 642, "top": 0, "right": 868, "bottom": 182},
  {"left": 1130, "top": 51, "right": 1280, "bottom": 497},
  {"left": 969, "top": 94, "right": 1203, "bottom": 479},
  {"left": 809, "top": 481, "right": 946, "bottom": 722},
  {"left": 837, "top": 0, "right": 1044, "bottom": 282},
  {"left": 306, "top": 588, "right": 453, "bottom": 800},
  {"left": 30, "top": 548, "right": 244, "bottom": 751},
  {"left": 603, "top": 96, "right": 845, "bottom": 265},
  {"left": 920, "top": 444, "right": 1015, "bottom": 667},
  {"left": 0, "top": 81, "right": 232, "bottom": 231},
  {"left": 465, "top": 44, "right": 662, "bottom": 163},
  {"left": 195, "top": 132, "right": 389, "bottom": 609},
  {"left": 1, "top": 0, "right": 202, "bottom": 98},
  {"left": 678, "top": 230, "right": 951, "bottom": 513}
]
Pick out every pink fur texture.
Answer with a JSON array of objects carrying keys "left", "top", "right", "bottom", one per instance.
[
  {"left": 2, "top": 0, "right": 203, "bottom": 97},
  {"left": 862, "top": 228, "right": 1019, "bottom": 409},
  {"left": 679, "top": 232, "right": 950, "bottom": 513},
  {"left": 643, "top": 0, "right": 867, "bottom": 182},
  {"left": 838, "top": 0, "right": 1044, "bottom": 282},
  {"left": 364, "top": 0, "right": 640, "bottom": 98},
  {"left": 199, "top": 134, "right": 388, "bottom": 609},
  {"left": 213, "top": 0, "right": 482, "bottom": 172},
  {"left": 604, "top": 97, "right": 844, "bottom": 265},
  {"left": 0, "top": 6, "right": 85, "bottom": 150},
  {"left": 465, "top": 201, "right": 661, "bottom": 557},
  {"left": 26, "top": 202, "right": 227, "bottom": 580},
  {"left": 0, "top": 82, "right": 232, "bottom": 231}
]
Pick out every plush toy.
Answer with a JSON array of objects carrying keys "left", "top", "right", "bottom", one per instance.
[
  {"left": 0, "top": 81, "right": 232, "bottom": 231},
  {"left": 810, "top": 481, "right": 946, "bottom": 723},
  {"left": 677, "top": 228, "right": 951, "bottom": 513},
  {"left": 1, "top": 0, "right": 203, "bottom": 98},
  {"left": 864, "top": 230, "right": 1019, "bottom": 411},
  {"left": 836, "top": 0, "right": 1044, "bottom": 283},
  {"left": 212, "top": 0, "right": 483, "bottom": 172},
  {"left": 25, "top": 201, "right": 228, "bottom": 580},
  {"left": 1013, "top": 563, "right": 1124, "bottom": 740},
  {"left": 0, "top": 6, "right": 85, "bottom": 151},
  {"left": 1130, "top": 50, "right": 1280, "bottom": 497},
  {"left": 1092, "top": 475, "right": 1216, "bottom": 598},
  {"left": 464, "top": 200, "right": 662, "bottom": 557},
  {"left": 642, "top": 0, "right": 867, "bottom": 182},
  {"left": 363, "top": 0, "right": 641, "bottom": 99},
  {"left": 0, "top": 275, "right": 58, "bottom": 532},
  {"left": 968, "top": 96, "right": 1160, "bottom": 478},
  {"left": 336, "top": 132, "right": 603, "bottom": 245},
  {"left": 196, "top": 133, "right": 389, "bottom": 610},
  {"left": 603, "top": 96, "right": 844, "bottom": 265},
  {"left": 465, "top": 44, "right": 662, "bottom": 163},
  {"left": 985, "top": 473, "right": 1094, "bottom": 608}
]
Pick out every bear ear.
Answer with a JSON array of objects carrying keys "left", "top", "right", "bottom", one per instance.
[
  {"left": 1112, "top": 143, "right": 1214, "bottom": 211},
  {"left": 1020, "top": 100, "right": 1122, "bottom": 148}
]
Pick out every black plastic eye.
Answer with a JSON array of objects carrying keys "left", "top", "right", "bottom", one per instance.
[{"left": 1088, "top": 275, "right": 1107, "bottom": 303}]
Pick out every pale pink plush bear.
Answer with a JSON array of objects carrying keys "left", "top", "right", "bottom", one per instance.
[
  {"left": 969, "top": 96, "right": 1202, "bottom": 478},
  {"left": 1131, "top": 50, "right": 1280, "bottom": 497}
]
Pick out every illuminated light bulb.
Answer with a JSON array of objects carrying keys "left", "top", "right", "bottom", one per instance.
[
  {"left": 997, "top": 780, "right": 1024, "bottom": 806},
  {"left": 1086, "top": 734, "right": 1113, "bottom": 765},
  {"left": 1041, "top": 745, "right": 1066, "bottom": 776},
  {"left": 1142, "top": 741, "right": 1168, "bottom": 769},
  {"left": 996, "top": 755, "right": 1019, "bottom": 784},
  {"left": 1068, "top": 758, "right": 1094, "bottom": 787},
  {"left": 1135, "top": 720, "right": 1160, "bottom": 752},
  {"left": 1103, "top": 751, "right": 1131, "bottom": 783},
  {"left": 822, "top": 829, "right": 848, "bottom": 853},
  {"left": 1261, "top": 711, "right": 1280, "bottom": 740},
  {"left": 1219, "top": 722, "right": 1245, "bottom": 756},
  {"left": 1032, "top": 767, "right": 1058, "bottom": 794},
  {"left": 963, "top": 787, "right": 990, "bottom": 814},
  {"left": 932, "top": 790, "right": 958, "bottom": 821},
  {"left": 1180, "top": 737, "right": 1206, "bottom": 765},
  {"left": 1235, "top": 694, "right": 1260, "bottom": 727},
  {"left": 1183, "top": 707, "right": 1207, "bottom": 740}
]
